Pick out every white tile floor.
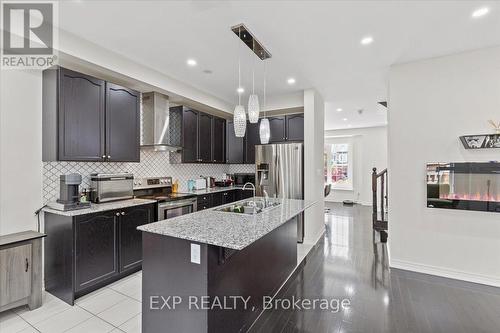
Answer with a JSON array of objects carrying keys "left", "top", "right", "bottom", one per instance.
[
  {"left": 1, "top": 243, "right": 312, "bottom": 333},
  {"left": 0, "top": 271, "right": 142, "bottom": 333}
]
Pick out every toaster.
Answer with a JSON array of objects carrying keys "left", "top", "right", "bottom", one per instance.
[{"left": 194, "top": 178, "right": 207, "bottom": 190}]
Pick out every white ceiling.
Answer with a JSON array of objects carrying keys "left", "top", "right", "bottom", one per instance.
[{"left": 58, "top": 1, "right": 500, "bottom": 130}]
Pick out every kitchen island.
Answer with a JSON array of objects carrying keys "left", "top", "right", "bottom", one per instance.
[{"left": 138, "top": 197, "right": 315, "bottom": 333}]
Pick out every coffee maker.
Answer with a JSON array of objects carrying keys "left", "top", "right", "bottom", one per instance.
[{"left": 47, "top": 174, "right": 91, "bottom": 211}]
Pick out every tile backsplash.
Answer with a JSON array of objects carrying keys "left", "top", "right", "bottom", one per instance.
[{"left": 42, "top": 150, "right": 255, "bottom": 202}]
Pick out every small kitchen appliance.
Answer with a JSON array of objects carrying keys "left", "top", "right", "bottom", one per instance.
[
  {"left": 133, "top": 177, "right": 197, "bottom": 221},
  {"left": 90, "top": 173, "right": 134, "bottom": 203},
  {"left": 46, "top": 174, "right": 90, "bottom": 211}
]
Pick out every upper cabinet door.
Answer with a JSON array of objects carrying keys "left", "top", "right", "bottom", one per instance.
[
  {"left": 58, "top": 68, "right": 106, "bottom": 161},
  {"left": 286, "top": 114, "right": 304, "bottom": 141},
  {"left": 105, "top": 83, "right": 140, "bottom": 162},
  {"left": 182, "top": 108, "right": 199, "bottom": 163},
  {"left": 226, "top": 120, "right": 244, "bottom": 164},
  {"left": 212, "top": 117, "right": 225, "bottom": 163},
  {"left": 244, "top": 121, "right": 260, "bottom": 164},
  {"left": 198, "top": 113, "right": 213, "bottom": 162},
  {"left": 268, "top": 116, "right": 286, "bottom": 143}
]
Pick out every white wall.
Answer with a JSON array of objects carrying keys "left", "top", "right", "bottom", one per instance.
[
  {"left": 388, "top": 46, "right": 500, "bottom": 287},
  {"left": 324, "top": 126, "right": 387, "bottom": 205},
  {"left": 0, "top": 70, "right": 43, "bottom": 234},
  {"left": 303, "top": 89, "right": 325, "bottom": 245}
]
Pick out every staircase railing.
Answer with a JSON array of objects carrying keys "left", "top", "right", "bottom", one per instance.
[{"left": 372, "top": 167, "right": 388, "bottom": 233}]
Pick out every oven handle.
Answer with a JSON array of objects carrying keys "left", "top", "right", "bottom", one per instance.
[{"left": 158, "top": 198, "right": 197, "bottom": 209}]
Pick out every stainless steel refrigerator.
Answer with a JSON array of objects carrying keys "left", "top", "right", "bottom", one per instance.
[{"left": 255, "top": 142, "right": 304, "bottom": 243}]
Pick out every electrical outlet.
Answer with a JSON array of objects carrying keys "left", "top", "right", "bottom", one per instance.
[{"left": 191, "top": 243, "right": 200, "bottom": 264}]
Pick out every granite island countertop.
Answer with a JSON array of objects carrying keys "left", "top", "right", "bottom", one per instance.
[
  {"left": 43, "top": 198, "right": 157, "bottom": 217},
  {"left": 138, "top": 198, "right": 316, "bottom": 250}
]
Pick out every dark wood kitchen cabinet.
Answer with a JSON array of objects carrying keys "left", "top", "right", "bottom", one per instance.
[
  {"left": 226, "top": 120, "right": 244, "bottom": 163},
  {"left": 181, "top": 108, "right": 199, "bottom": 163},
  {"left": 212, "top": 117, "right": 225, "bottom": 163},
  {"left": 198, "top": 113, "right": 213, "bottom": 162},
  {"left": 44, "top": 203, "right": 154, "bottom": 305},
  {"left": 244, "top": 121, "right": 261, "bottom": 164},
  {"left": 268, "top": 116, "right": 287, "bottom": 143},
  {"left": 181, "top": 107, "right": 226, "bottom": 163},
  {"left": 105, "top": 83, "right": 140, "bottom": 162},
  {"left": 42, "top": 67, "right": 140, "bottom": 162},
  {"left": 75, "top": 211, "right": 117, "bottom": 292},
  {"left": 286, "top": 113, "right": 304, "bottom": 141},
  {"left": 119, "top": 205, "right": 154, "bottom": 272}
]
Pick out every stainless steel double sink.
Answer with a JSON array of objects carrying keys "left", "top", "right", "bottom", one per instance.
[{"left": 215, "top": 199, "right": 281, "bottom": 215}]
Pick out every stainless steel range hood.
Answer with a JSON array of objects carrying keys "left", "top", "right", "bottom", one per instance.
[{"left": 141, "top": 92, "right": 182, "bottom": 151}]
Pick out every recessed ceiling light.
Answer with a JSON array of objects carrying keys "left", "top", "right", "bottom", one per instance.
[
  {"left": 472, "top": 7, "right": 489, "bottom": 18},
  {"left": 186, "top": 59, "right": 197, "bottom": 66},
  {"left": 342, "top": 118, "right": 348, "bottom": 121},
  {"left": 336, "top": 108, "right": 343, "bottom": 112},
  {"left": 203, "top": 69, "right": 213, "bottom": 74},
  {"left": 360, "top": 36, "right": 374, "bottom": 45},
  {"left": 237, "top": 87, "right": 244, "bottom": 94},
  {"left": 287, "top": 78, "right": 296, "bottom": 85}
]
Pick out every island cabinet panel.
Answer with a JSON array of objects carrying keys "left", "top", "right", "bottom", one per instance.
[
  {"left": 181, "top": 108, "right": 199, "bottom": 163},
  {"left": 226, "top": 120, "right": 244, "bottom": 163},
  {"left": 221, "top": 190, "right": 235, "bottom": 204},
  {"left": 268, "top": 116, "right": 286, "bottom": 143},
  {"left": 141, "top": 216, "right": 298, "bottom": 333},
  {"left": 286, "top": 113, "right": 304, "bottom": 141},
  {"left": 118, "top": 205, "right": 154, "bottom": 272},
  {"left": 105, "top": 83, "right": 140, "bottom": 162},
  {"left": 75, "top": 212, "right": 118, "bottom": 292},
  {"left": 198, "top": 113, "right": 213, "bottom": 162},
  {"left": 212, "top": 117, "right": 225, "bottom": 163},
  {"left": 43, "top": 67, "right": 140, "bottom": 162}
]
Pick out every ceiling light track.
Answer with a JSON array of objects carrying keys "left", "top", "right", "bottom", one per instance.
[{"left": 231, "top": 23, "right": 272, "bottom": 60}]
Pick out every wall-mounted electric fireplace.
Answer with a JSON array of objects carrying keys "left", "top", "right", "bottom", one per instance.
[{"left": 427, "top": 162, "right": 500, "bottom": 213}]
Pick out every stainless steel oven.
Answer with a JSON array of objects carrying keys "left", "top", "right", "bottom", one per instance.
[{"left": 157, "top": 197, "right": 197, "bottom": 221}]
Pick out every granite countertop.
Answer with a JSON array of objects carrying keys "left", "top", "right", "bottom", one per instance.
[
  {"left": 43, "top": 198, "right": 157, "bottom": 216},
  {"left": 138, "top": 198, "right": 316, "bottom": 250},
  {"left": 181, "top": 185, "right": 245, "bottom": 196}
]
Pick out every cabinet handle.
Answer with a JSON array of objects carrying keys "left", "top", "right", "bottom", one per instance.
[
  {"left": 102, "top": 155, "right": 106, "bottom": 159},
  {"left": 25, "top": 258, "right": 29, "bottom": 272},
  {"left": 116, "top": 212, "right": 120, "bottom": 216},
  {"left": 121, "top": 211, "right": 125, "bottom": 215},
  {"left": 107, "top": 155, "right": 111, "bottom": 159}
]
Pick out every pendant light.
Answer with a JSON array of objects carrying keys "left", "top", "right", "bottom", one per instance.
[
  {"left": 247, "top": 41, "right": 260, "bottom": 123},
  {"left": 259, "top": 59, "right": 270, "bottom": 144},
  {"left": 233, "top": 27, "right": 246, "bottom": 137}
]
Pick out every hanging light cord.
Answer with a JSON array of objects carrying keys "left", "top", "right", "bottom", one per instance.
[
  {"left": 263, "top": 59, "right": 267, "bottom": 117},
  {"left": 238, "top": 27, "right": 241, "bottom": 105}
]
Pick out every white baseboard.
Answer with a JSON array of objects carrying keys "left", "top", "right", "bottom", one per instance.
[{"left": 390, "top": 259, "right": 500, "bottom": 287}]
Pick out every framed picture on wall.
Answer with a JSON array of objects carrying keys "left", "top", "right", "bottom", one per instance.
[{"left": 460, "top": 134, "right": 500, "bottom": 149}]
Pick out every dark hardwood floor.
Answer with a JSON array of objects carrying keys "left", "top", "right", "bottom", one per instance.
[{"left": 250, "top": 202, "right": 500, "bottom": 333}]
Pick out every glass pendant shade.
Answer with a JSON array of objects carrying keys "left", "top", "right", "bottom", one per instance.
[
  {"left": 259, "top": 118, "right": 270, "bottom": 144},
  {"left": 247, "top": 94, "right": 260, "bottom": 123},
  {"left": 233, "top": 105, "right": 247, "bottom": 137}
]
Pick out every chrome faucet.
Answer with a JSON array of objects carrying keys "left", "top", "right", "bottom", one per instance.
[
  {"left": 263, "top": 189, "right": 269, "bottom": 207},
  {"left": 242, "top": 182, "right": 256, "bottom": 198}
]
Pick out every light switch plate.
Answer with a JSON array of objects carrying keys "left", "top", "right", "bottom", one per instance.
[{"left": 190, "top": 243, "right": 200, "bottom": 264}]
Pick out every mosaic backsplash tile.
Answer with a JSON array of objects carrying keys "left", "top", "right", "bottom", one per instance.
[{"left": 42, "top": 150, "right": 256, "bottom": 202}]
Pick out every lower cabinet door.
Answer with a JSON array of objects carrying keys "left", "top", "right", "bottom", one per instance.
[
  {"left": 75, "top": 212, "right": 117, "bottom": 291},
  {"left": 118, "top": 204, "right": 154, "bottom": 272},
  {"left": 0, "top": 244, "right": 31, "bottom": 306},
  {"left": 222, "top": 191, "right": 236, "bottom": 204},
  {"left": 211, "top": 193, "right": 223, "bottom": 207}
]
